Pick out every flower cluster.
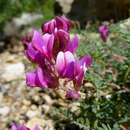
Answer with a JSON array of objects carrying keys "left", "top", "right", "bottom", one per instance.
[
  {"left": 11, "top": 123, "right": 39, "bottom": 130},
  {"left": 98, "top": 21, "right": 109, "bottom": 41},
  {"left": 23, "top": 15, "right": 91, "bottom": 98}
]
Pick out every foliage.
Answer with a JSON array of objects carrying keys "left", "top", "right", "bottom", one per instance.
[
  {"left": 0, "top": 0, "right": 54, "bottom": 30},
  {"left": 53, "top": 21, "right": 130, "bottom": 129}
]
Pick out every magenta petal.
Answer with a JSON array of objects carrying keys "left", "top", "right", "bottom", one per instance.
[
  {"left": 98, "top": 25, "right": 109, "bottom": 41},
  {"left": 74, "top": 55, "right": 81, "bottom": 76},
  {"left": 74, "top": 69, "right": 84, "bottom": 87},
  {"left": 24, "top": 43, "right": 45, "bottom": 66},
  {"left": 56, "top": 16, "right": 68, "bottom": 32},
  {"left": 11, "top": 123, "right": 30, "bottom": 130},
  {"left": 63, "top": 62, "right": 74, "bottom": 79},
  {"left": 11, "top": 124, "right": 17, "bottom": 130},
  {"left": 26, "top": 66, "right": 57, "bottom": 88},
  {"left": 24, "top": 43, "right": 36, "bottom": 61},
  {"left": 26, "top": 68, "right": 48, "bottom": 88},
  {"left": 49, "top": 19, "right": 56, "bottom": 33},
  {"left": 42, "top": 19, "right": 56, "bottom": 33},
  {"left": 36, "top": 66, "right": 57, "bottom": 88},
  {"left": 61, "top": 14, "right": 71, "bottom": 31},
  {"left": 80, "top": 55, "right": 91, "bottom": 69},
  {"left": 99, "top": 25, "right": 105, "bottom": 33},
  {"left": 47, "top": 34, "right": 54, "bottom": 59},
  {"left": 35, "top": 67, "right": 49, "bottom": 88},
  {"left": 41, "top": 33, "right": 54, "bottom": 59},
  {"left": 34, "top": 125, "right": 40, "bottom": 130},
  {"left": 66, "top": 90, "right": 81, "bottom": 98},
  {"left": 32, "top": 30, "right": 45, "bottom": 55},
  {"left": 65, "top": 36, "right": 78, "bottom": 53},
  {"left": 56, "top": 29, "right": 70, "bottom": 51},
  {"left": 42, "top": 21, "right": 47, "bottom": 33},
  {"left": 26, "top": 72, "right": 37, "bottom": 87},
  {"left": 56, "top": 52, "right": 65, "bottom": 76}
]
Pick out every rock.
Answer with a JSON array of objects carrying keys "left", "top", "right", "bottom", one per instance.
[
  {"left": 32, "top": 95, "right": 40, "bottom": 102},
  {"left": 13, "top": 13, "right": 43, "bottom": 27},
  {"left": 68, "top": 102, "right": 80, "bottom": 113},
  {"left": 20, "top": 106, "right": 28, "bottom": 114},
  {"left": 0, "top": 106, "right": 10, "bottom": 117},
  {"left": 0, "top": 62, "right": 25, "bottom": 82},
  {"left": 42, "top": 94, "right": 53, "bottom": 105},
  {"left": 26, "top": 110, "right": 41, "bottom": 119},
  {"left": 26, "top": 118, "right": 54, "bottom": 130},
  {"left": 84, "top": 82, "right": 93, "bottom": 88},
  {"left": 120, "top": 18, "right": 130, "bottom": 29},
  {"left": 22, "top": 99, "right": 31, "bottom": 106},
  {"left": 3, "top": 13, "right": 43, "bottom": 37},
  {"left": 55, "top": 0, "right": 74, "bottom": 14},
  {"left": 41, "top": 105, "right": 50, "bottom": 114},
  {"left": 31, "top": 105, "right": 38, "bottom": 111},
  {"left": 0, "top": 92, "right": 3, "bottom": 104}
]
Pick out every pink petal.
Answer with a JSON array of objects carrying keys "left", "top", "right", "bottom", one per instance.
[
  {"left": 56, "top": 52, "right": 66, "bottom": 76},
  {"left": 56, "top": 29, "right": 70, "bottom": 51},
  {"left": 42, "top": 33, "right": 54, "bottom": 59},
  {"left": 47, "top": 34, "right": 54, "bottom": 59},
  {"left": 42, "top": 19, "right": 56, "bottom": 34},
  {"left": 11, "top": 124, "right": 17, "bottom": 130},
  {"left": 80, "top": 55, "right": 91, "bottom": 69},
  {"left": 26, "top": 68, "right": 48, "bottom": 88},
  {"left": 34, "top": 125, "right": 40, "bottom": 130},
  {"left": 61, "top": 14, "right": 71, "bottom": 31},
  {"left": 56, "top": 16, "right": 68, "bottom": 32},
  {"left": 36, "top": 67, "right": 49, "bottom": 88},
  {"left": 63, "top": 62, "right": 74, "bottom": 79},
  {"left": 26, "top": 66, "right": 57, "bottom": 88},
  {"left": 11, "top": 123, "right": 30, "bottom": 130},
  {"left": 65, "top": 36, "right": 78, "bottom": 53},
  {"left": 98, "top": 25, "right": 105, "bottom": 33},
  {"left": 74, "top": 69, "right": 84, "bottom": 87},
  {"left": 49, "top": 19, "right": 56, "bottom": 33},
  {"left": 26, "top": 72, "right": 37, "bottom": 87},
  {"left": 32, "top": 30, "right": 45, "bottom": 55},
  {"left": 24, "top": 43, "right": 45, "bottom": 67}
]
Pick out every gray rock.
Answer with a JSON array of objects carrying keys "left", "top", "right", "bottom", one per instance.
[
  {"left": 0, "top": 92, "right": 3, "bottom": 104},
  {"left": 3, "top": 13, "right": 43, "bottom": 37},
  {"left": 26, "top": 118, "right": 54, "bottom": 130},
  {"left": 26, "top": 110, "right": 41, "bottom": 119},
  {"left": 0, "top": 62, "right": 25, "bottom": 82},
  {"left": 0, "top": 106, "right": 10, "bottom": 117}
]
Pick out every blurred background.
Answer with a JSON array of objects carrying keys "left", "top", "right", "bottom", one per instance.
[{"left": 0, "top": 0, "right": 130, "bottom": 130}]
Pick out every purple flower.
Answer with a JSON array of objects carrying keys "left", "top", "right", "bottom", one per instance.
[
  {"left": 32, "top": 30, "right": 54, "bottom": 60},
  {"left": 42, "top": 15, "right": 71, "bottom": 34},
  {"left": 56, "top": 15, "right": 71, "bottom": 32},
  {"left": 42, "top": 19, "right": 56, "bottom": 34},
  {"left": 56, "top": 51, "right": 91, "bottom": 87},
  {"left": 11, "top": 123, "right": 30, "bottom": 130},
  {"left": 66, "top": 89, "right": 81, "bottom": 98},
  {"left": 23, "top": 15, "right": 91, "bottom": 98},
  {"left": 26, "top": 66, "right": 58, "bottom": 88},
  {"left": 65, "top": 36, "right": 78, "bottom": 53},
  {"left": 22, "top": 34, "right": 32, "bottom": 49},
  {"left": 99, "top": 25, "right": 109, "bottom": 41},
  {"left": 34, "top": 125, "right": 40, "bottom": 130},
  {"left": 11, "top": 123, "right": 40, "bottom": 130},
  {"left": 53, "top": 29, "right": 70, "bottom": 56}
]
